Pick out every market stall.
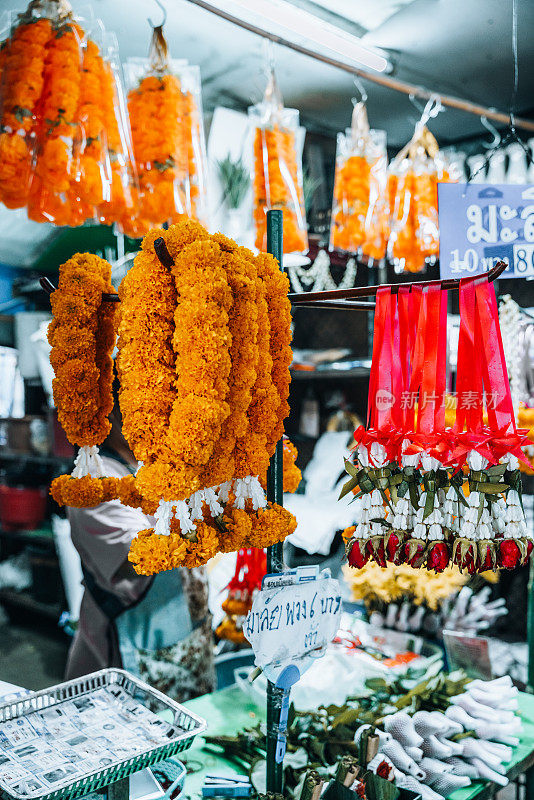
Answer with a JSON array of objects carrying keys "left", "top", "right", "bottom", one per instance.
[{"left": 1, "top": 3, "right": 534, "bottom": 800}]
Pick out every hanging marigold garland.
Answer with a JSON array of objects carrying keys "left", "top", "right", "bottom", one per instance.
[
  {"left": 49, "top": 221, "right": 295, "bottom": 571},
  {"left": 48, "top": 253, "right": 118, "bottom": 503}
]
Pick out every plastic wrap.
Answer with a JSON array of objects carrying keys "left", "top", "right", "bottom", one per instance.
[
  {"left": 388, "top": 126, "right": 443, "bottom": 273},
  {"left": 0, "top": 1, "right": 135, "bottom": 227},
  {"left": 125, "top": 25, "right": 208, "bottom": 237},
  {"left": 330, "top": 102, "right": 388, "bottom": 261},
  {"left": 250, "top": 70, "right": 307, "bottom": 254},
  {"left": 97, "top": 33, "right": 138, "bottom": 229}
]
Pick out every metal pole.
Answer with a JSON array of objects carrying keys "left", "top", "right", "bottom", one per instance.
[
  {"left": 265, "top": 209, "right": 285, "bottom": 794},
  {"left": 182, "top": 0, "right": 534, "bottom": 134}
]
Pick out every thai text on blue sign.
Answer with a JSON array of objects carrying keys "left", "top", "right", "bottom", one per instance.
[{"left": 438, "top": 183, "right": 534, "bottom": 279}]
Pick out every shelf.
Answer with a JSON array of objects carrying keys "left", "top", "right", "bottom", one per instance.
[
  {"left": 0, "top": 588, "right": 61, "bottom": 622},
  {"left": 0, "top": 449, "right": 73, "bottom": 464},
  {"left": 291, "top": 364, "right": 371, "bottom": 380},
  {"left": 0, "top": 527, "right": 55, "bottom": 547}
]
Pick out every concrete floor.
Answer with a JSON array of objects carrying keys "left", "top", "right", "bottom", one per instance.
[{"left": 0, "top": 607, "right": 69, "bottom": 691}]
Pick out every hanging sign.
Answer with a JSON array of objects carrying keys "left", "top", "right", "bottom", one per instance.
[
  {"left": 243, "top": 567, "right": 342, "bottom": 685},
  {"left": 438, "top": 183, "right": 534, "bottom": 279}
]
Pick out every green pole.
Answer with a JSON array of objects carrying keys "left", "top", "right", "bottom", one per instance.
[{"left": 265, "top": 208, "right": 285, "bottom": 794}]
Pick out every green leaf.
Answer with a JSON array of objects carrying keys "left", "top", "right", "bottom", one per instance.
[{"left": 217, "top": 154, "right": 250, "bottom": 209}]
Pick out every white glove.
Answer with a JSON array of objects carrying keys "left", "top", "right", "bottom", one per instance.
[
  {"left": 468, "top": 757, "right": 509, "bottom": 786},
  {"left": 382, "top": 740, "right": 426, "bottom": 780},
  {"left": 394, "top": 771, "right": 444, "bottom": 800}
]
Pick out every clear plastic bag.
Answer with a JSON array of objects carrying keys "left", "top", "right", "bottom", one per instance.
[
  {"left": 388, "top": 126, "right": 444, "bottom": 273},
  {"left": 124, "top": 25, "right": 209, "bottom": 237},
  {"left": 97, "top": 32, "right": 138, "bottom": 230},
  {"left": 250, "top": 70, "right": 308, "bottom": 254},
  {"left": 330, "top": 102, "right": 388, "bottom": 261},
  {"left": 0, "top": 1, "right": 135, "bottom": 227}
]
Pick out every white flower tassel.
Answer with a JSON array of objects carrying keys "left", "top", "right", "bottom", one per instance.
[
  {"left": 72, "top": 445, "right": 106, "bottom": 478},
  {"left": 203, "top": 487, "right": 224, "bottom": 517},
  {"left": 218, "top": 481, "right": 232, "bottom": 503},
  {"left": 501, "top": 454, "right": 528, "bottom": 541},
  {"left": 355, "top": 492, "right": 375, "bottom": 541},
  {"left": 188, "top": 491, "right": 205, "bottom": 522},
  {"left": 154, "top": 500, "right": 175, "bottom": 537},
  {"left": 233, "top": 476, "right": 266, "bottom": 510},
  {"left": 173, "top": 500, "right": 196, "bottom": 534}
]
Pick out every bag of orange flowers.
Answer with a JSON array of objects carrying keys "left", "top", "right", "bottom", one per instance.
[
  {"left": 96, "top": 32, "right": 139, "bottom": 231},
  {"left": 330, "top": 101, "right": 388, "bottom": 262},
  {"left": 249, "top": 68, "right": 308, "bottom": 254},
  {"left": 0, "top": 0, "right": 135, "bottom": 227},
  {"left": 124, "top": 22, "right": 208, "bottom": 237},
  {"left": 387, "top": 97, "right": 447, "bottom": 274}
]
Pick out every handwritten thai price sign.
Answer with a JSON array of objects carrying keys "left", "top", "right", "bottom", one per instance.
[
  {"left": 243, "top": 567, "right": 342, "bottom": 685},
  {"left": 438, "top": 183, "right": 534, "bottom": 279}
]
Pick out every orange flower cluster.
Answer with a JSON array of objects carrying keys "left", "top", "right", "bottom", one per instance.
[
  {"left": 128, "top": 502, "right": 296, "bottom": 575},
  {"left": 98, "top": 59, "right": 138, "bottom": 228},
  {"left": 124, "top": 26, "right": 207, "bottom": 237},
  {"left": 50, "top": 223, "right": 294, "bottom": 573},
  {"left": 48, "top": 253, "right": 117, "bottom": 447},
  {"left": 0, "top": 17, "right": 51, "bottom": 208},
  {"left": 252, "top": 124, "right": 308, "bottom": 254},
  {"left": 330, "top": 151, "right": 389, "bottom": 260},
  {"left": 0, "top": 5, "right": 136, "bottom": 226},
  {"left": 282, "top": 438, "right": 301, "bottom": 493},
  {"left": 388, "top": 128, "right": 452, "bottom": 273}
]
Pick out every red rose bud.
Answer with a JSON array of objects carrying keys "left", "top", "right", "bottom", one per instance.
[
  {"left": 348, "top": 539, "right": 370, "bottom": 569},
  {"left": 452, "top": 538, "right": 478, "bottom": 574},
  {"left": 386, "top": 531, "right": 403, "bottom": 563},
  {"left": 427, "top": 541, "right": 450, "bottom": 572},
  {"left": 367, "top": 535, "right": 387, "bottom": 568},
  {"left": 477, "top": 540, "right": 496, "bottom": 572},
  {"left": 404, "top": 538, "right": 427, "bottom": 568},
  {"left": 499, "top": 539, "right": 521, "bottom": 569}
]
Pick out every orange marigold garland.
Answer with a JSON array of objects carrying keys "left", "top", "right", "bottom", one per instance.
[
  {"left": 0, "top": 16, "right": 51, "bottom": 209},
  {"left": 48, "top": 253, "right": 117, "bottom": 501},
  {"left": 124, "top": 23, "right": 208, "bottom": 237},
  {"left": 250, "top": 69, "right": 308, "bottom": 255},
  {"left": 0, "top": 1, "right": 136, "bottom": 226},
  {"left": 49, "top": 221, "right": 295, "bottom": 573}
]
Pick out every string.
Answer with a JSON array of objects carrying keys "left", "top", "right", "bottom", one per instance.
[{"left": 510, "top": 0, "right": 518, "bottom": 134}]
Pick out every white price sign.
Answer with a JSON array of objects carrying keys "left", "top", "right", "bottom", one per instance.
[{"left": 243, "top": 571, "right": 342, "bottom": 684}]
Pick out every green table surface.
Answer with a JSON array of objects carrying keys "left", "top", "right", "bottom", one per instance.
[{"left": 181, "top": 686, "right": 534, "bottom": 800}]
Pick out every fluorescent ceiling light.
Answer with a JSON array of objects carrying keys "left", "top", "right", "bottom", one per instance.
[
  {"left": 310, "top": 0, "right": 416, "bottom": 33},
  {"left": 218, "top": 0, "right": 390, "bottom": 72}
]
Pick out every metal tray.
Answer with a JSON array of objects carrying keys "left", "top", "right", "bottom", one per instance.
[{"left": 0, "top": 669, "right": 206, "bottom": 800}]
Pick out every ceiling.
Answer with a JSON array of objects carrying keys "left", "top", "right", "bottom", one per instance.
[{"left": 0, "top": 0, "right": 533, "bottom": 266}]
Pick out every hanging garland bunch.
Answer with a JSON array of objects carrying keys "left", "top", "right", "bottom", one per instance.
[
  {"left": 124, "top": 23, "right": 207, "bottom": 237},
  {"left": 0, "top": 0, "right": 137, "bottom": 226},
  {"left": 341, "top": 276, "right": 532, "bottom": 576},
  {"left": 119, "top": 220, "right": 295, "bottom": 571},
  {"left": 330, "top": 102, "right": 389, "bottom": 262},
  {"left": 48, "top": 253, "right": 118, "bottom": 504}
]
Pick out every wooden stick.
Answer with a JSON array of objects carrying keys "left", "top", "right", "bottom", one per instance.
[
  {"left": 289, "top": 259, "right": 507, "bottom": 305},
  {"left": 181, "top": 0, "right": 534, "bottom": 134},
  {"left": 153, "top": 237, "right": 174, "bottom": 267}
]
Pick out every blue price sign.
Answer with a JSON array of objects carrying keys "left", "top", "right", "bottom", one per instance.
[{"left": 438, "top": 183, "right": 534, "bottom": 279}]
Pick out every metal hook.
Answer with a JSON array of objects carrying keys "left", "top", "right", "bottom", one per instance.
[
  {"left": 353, "top": 77, "right": 368, "bottom": 104},
  {"left": 480, "top": 115, "right": 502, "bottom": 149},
  {"left": 148, "top": 0, "right": 166, "bottom": 28}
]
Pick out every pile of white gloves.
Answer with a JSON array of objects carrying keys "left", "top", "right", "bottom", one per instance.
[{"left": 355, "top": 676, "right": 519, "bottom": 800}]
